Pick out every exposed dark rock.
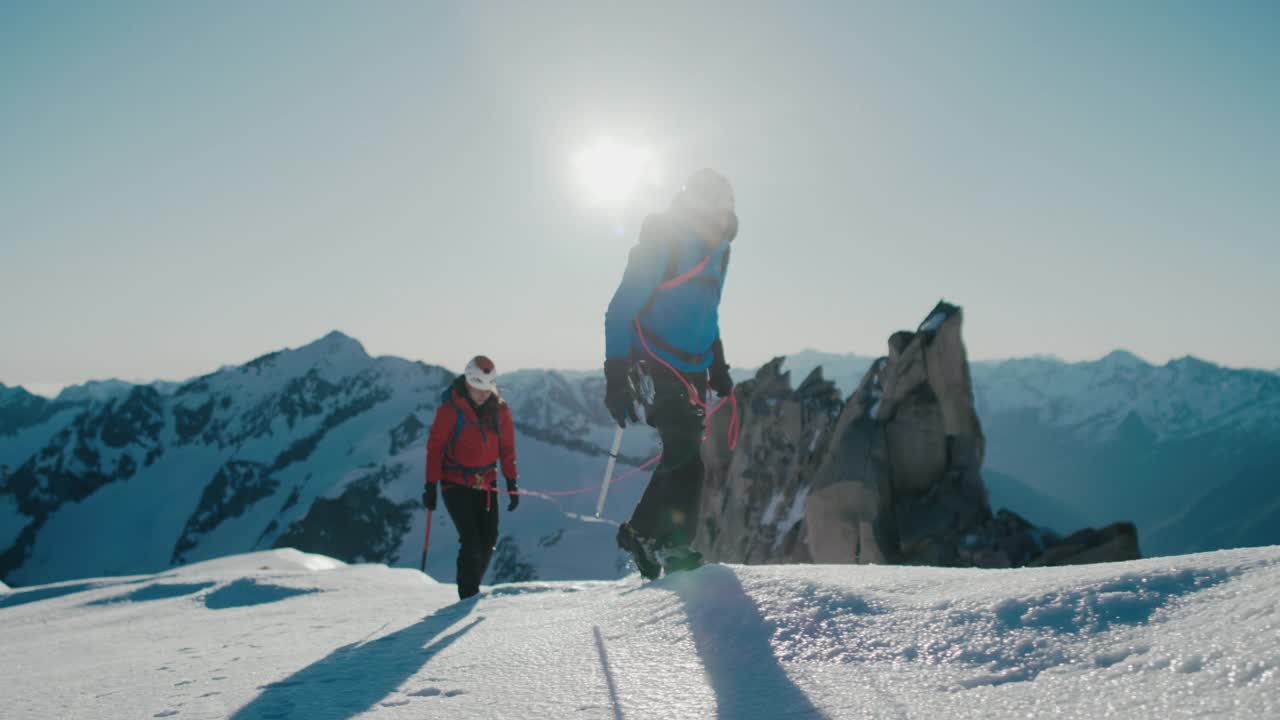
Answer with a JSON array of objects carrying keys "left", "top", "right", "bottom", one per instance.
[
  {"left": 276, "top": 372, "right": 342, "bottom": 428},
  {"left": 273, "top": 471, "right": 416, "bottom": 564},
  {"left": 389, "top": 414, "right": 425, "bottom": 456},
  {"left": 173, "top": 461, "right": 278, "bottom": 564},
  {"left": 244, "top": 350, "right": 283, "bottom": 372},
  {"left": 698, "top": 360, "right": 842, "bottom": 564},
  {"left": 698, "top": 301, "right": 1142, "bottom": 569},
  {"left": 270, "top": 380, "right": 391, "bottom": 471},
  {"left": 0, "top": 522, "right": 42, "bottom": 581},
  {"left": 1028, "top": 522, "right": 1140, "bottom": 567},
  {"left": 174, "top": 399, "right": 215, "bottom": 444},
  {"left": 0, "top": 386, "right": 61, "bottom": 436},
  {"left": 174, "top": 378, "right": 212, "bottom": 397},
  {"left": 489, "top": 536, "right": 538, "bottom": 584},
  {"left": 97, "top": 387, "right": 165, "bottom": 449}
]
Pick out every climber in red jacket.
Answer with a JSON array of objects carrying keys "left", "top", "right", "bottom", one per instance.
[{"left": 422, "top": 355, "right": 519, "bottom": 599}]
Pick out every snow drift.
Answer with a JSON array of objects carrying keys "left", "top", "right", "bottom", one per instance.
[{"left": 1, "top": 546, "right": 1276, "bottom": 719}]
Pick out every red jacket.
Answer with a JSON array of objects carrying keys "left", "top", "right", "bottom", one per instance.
[{"left": 425, "top": 380, "right": 517, "bottom": 489}]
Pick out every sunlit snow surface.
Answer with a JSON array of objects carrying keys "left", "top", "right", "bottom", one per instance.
[{"left": 1, "top": 547, "right": 1276, "bottom": 719}]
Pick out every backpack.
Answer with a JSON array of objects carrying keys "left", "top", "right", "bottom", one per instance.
[{"left": 440, "top": 385, "right": 500, "bottom": 475}]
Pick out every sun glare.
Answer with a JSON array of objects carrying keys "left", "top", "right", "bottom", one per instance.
[{"left": 573, "top": 139, "right": 656, "bottom": 207}]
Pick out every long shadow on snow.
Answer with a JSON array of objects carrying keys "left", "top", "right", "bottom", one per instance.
[
  {"left": 0, "top": 581, "right": 103, "bottom": 609},
  {"left": 0, "top": 578, "right": 147, "bottom": 609},
  {"left": 669, "top": 565, "right": 828, "bottom": 719},
  {"left": 204, "top": 578, "right": 321, "bottom": 610},
  {"left": 86, "top": 582, "right": 218, "bottom": 606},
  {"left": 230, "top": 599, "right": 482, "bottom": 720}
]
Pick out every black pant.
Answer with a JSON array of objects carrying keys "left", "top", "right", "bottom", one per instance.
[
  {"left": 442, "top": 486, "right": 499, "bottom": 599},
  {"left": 629, "top": 366, "right": 707, "bottom": 547}
]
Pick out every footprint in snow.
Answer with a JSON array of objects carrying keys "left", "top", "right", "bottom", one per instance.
[
  {"left": 409, "top": 688, "right": 443, "bottom": 697},
  {"left": 174, "top": 680, "right": 195, "bottom": 687},
  {"left": 154, "top": 712, "right": 179, "bottom": 718}
]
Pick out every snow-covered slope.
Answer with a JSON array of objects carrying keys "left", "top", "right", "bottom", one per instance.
[
  {"left": 0, "top": 333, "right": 657, "bottom": 588},
  {"left": 1, "top": 547, "right": 1277, "bottom": 719}
]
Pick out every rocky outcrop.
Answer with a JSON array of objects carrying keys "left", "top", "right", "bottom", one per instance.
[
  {"left": 698, "top": 301, "right": 1140, "bottom": 569},
  {"left": 698, "top": 359, "right": 843, "bottom": 564}
]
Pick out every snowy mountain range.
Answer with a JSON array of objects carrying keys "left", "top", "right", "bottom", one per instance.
[
  {"left": 1, "top": 546, "right": 1277, "bottom": 719},
  {"left": 0, "top": 333, "right": 660, "bottom": 589},
  {"left": 2, "top": 334, "right": 1278, "bottom": 589}
]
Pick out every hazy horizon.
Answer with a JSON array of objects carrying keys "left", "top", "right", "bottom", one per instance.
[{"left": 9, "top": 328, "right": 1277, "bottom": 401}]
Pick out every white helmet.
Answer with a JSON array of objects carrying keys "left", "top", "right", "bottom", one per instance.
[{"left": 464, "top": 355, "right": 498, "bottom": 392}]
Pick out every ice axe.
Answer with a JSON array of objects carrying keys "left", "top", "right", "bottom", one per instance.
[
  {"left": 595, "top": 364, "right": 654, "bottom": 517},
  {"left": 419, "top": 509, "right": 433, "bottom": 572},
  {"left": 595, "top": 426, "right": 624, "bottom": 517}
]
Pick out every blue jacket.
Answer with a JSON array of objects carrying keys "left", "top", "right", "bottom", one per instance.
[{"left": 605, "top": 212, "right": 731, "bottom": 372}]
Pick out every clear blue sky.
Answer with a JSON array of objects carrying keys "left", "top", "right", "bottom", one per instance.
[{"left": 3, "top": 1, "right": 1278, "bottom": 393}]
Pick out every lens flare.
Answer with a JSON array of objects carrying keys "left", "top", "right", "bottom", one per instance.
[{"left": 573, "top": 139, "right": 655, "bottom": 207}]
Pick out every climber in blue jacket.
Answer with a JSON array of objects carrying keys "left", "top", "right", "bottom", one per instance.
[{"left": 603, "top": 168, "right": 738, "bottom": 579}]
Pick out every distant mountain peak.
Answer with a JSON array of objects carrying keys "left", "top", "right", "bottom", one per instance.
[
  {"left": 54, "top": 379, "right": 137, "bottom": 404},
  {"left": 1099, "top": 349, "right": 1150, "bottom": 368},
  {"left": 1167, "top": 355, "right": 1216, "bottom": 371},
  {"left": 0, "top": 383, "right": 43, "bottom": 409},
  {"left": 238, "top": 331, "right": 371, "bottom": 381},
  {"left": 302, "top": 330, "right": 368, "bottom": 358}
]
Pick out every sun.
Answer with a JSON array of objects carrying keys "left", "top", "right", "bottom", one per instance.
[{"left": 573, "top": 139, "right": 656, "bottom": 207}]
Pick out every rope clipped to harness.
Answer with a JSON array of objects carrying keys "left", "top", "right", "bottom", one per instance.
[
  {"left": 633, "top": 318, "right": 740, "bottom": 451},
  {"left": 437, "top": 453, "right": 662, "bottom": 499}
]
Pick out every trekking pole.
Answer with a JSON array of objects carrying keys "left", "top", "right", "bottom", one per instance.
[
  {"left": 419, "top": 510, "right": 433, "bottom": 572},
  {"left": 595, "top": 426, "right": 624, "bottom": 517}
]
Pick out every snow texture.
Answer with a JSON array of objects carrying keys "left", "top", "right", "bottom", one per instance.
[{"left": 1, "top": 546, "right": 1277, "bottom": 719}]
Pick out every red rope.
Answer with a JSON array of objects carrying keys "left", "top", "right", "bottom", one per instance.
[
  {"left": 656, "top": 255, "right": 711, "bottom": 291},
  {"left": 633, "top": 319, "right": 740, "bottom": 450},
  {"left": 435, "top": 453, "right": 661, "bottom": 498}
]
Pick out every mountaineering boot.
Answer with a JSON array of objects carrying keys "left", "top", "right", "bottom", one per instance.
[
  {"left": 616, "top": 522, "right": 662, "bottom": 580},
  {"left": 657, "top": 544, "right": 704, "bottom": 575}
]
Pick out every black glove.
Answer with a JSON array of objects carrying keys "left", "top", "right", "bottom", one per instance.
[
  {"left": 604, "top": 358, "right": 638, "bottom": 428},
  {"left": 506, "top": 479, "right": 520, "bottom": 512},
  {"left": 422, "top": 483, "right": 438, "bottom": 512},
  {"left": 708, "top": 339, "right": 734, "bottom": 398}
]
